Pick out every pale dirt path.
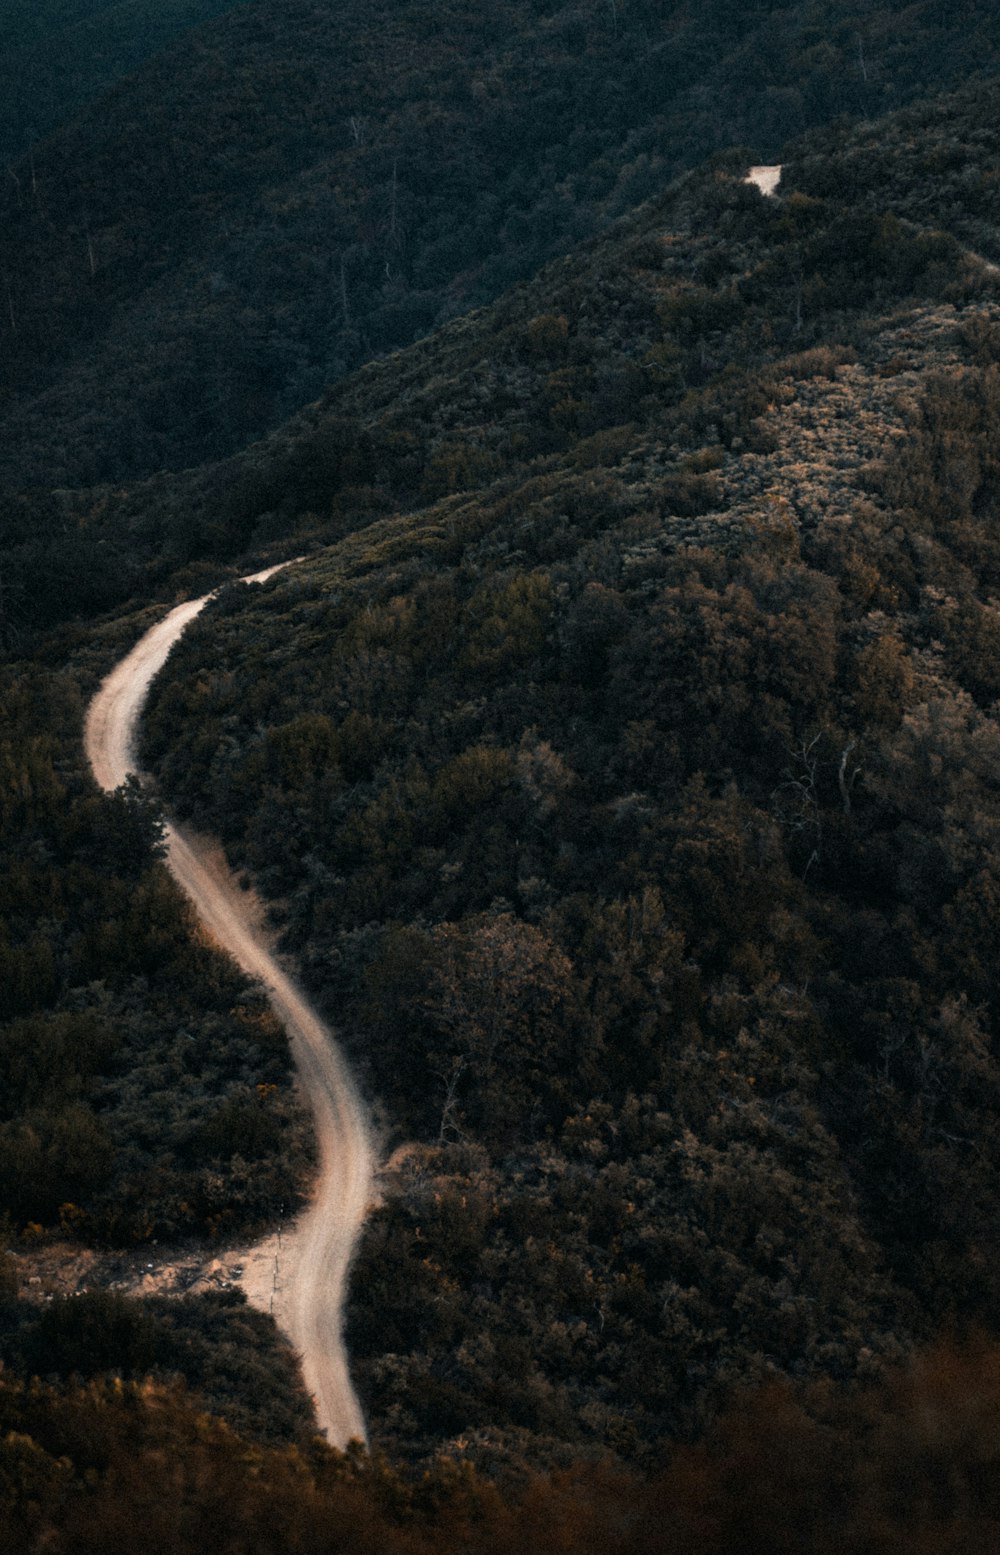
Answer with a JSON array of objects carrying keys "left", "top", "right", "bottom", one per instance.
[
  {"left": 83, "top": 562, "right": 375, "bottom": 1447},
  {"left": 746, "top": 164, "right": 782, "bottom": 197}
]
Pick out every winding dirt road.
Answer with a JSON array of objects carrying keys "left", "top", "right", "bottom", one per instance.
[{"left": 84, "top": 564, "right": 374, "bottom": 1447}]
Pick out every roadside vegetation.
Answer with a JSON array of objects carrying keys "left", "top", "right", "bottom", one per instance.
[
  {"left": 0, "top": 657, "right": 312, "bottom": 1244},
  {"left": 0, "top": 1279, "right": 314, "bottom": 1445}
]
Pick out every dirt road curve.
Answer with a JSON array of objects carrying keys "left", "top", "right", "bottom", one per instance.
[
  {"left": 746, "top": 164, "right": 782, "bottom": 197},
  {"left": 84, "top": 564, "right": 374, "bottom": 1447}
]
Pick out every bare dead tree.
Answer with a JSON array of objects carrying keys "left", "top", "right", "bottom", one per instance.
[
  {"left": 82, "top": 212, "right": 97, "bottom": 277},
  {"left": 791, "top": 251, "right": 804, "bottom": 334},
  {"left": 838, "top": 739, "right": 861, "bottom": 814},
  {"left": 28, "top": 145, "right": 45, "bottom": 220},
  {"left": 388, "top": 158, "right": 399, "bottom": 249},
  {"left": 771, "top": 732, "right": 823, "bottom": 877},
  {"left": 0, "top": 566, "right": 24, "bottom": 649},
  {"left": 339, "top": 253, "right": 350, "bottom": 325},
  {"left": 433, "top": 1055, "right": 468, "bottom": 1144}
]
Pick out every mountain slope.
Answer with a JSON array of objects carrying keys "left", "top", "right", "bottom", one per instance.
[
  {"left": 126, "top": 79, "right": 1000, "bottom": 1470},
  {"left": 6, "top": 1345, "right": 999, "bottom": 1554},
  {"left": 4, "top": 35, "right": 1000, "bottom": 1524},
  {"left": 3, "top": 0, "right": 1000, "bottom": 490},
  {"left": 0, "top": 0, "right": 241, "bottom": 164},
  {"left": 7, "top": 71, "right": 1000, "bottom": 645}
]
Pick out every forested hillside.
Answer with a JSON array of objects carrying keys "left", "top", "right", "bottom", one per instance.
[
  {"left": 7, "top": 70, "right": 1000, "bottom": 650},
  {"left": 0, "top": 646, "right": 312, "bottom": 1244},
  {"left": 4, "top": 8, "right": 1000, "bottom": 1543},
  {"left": 132, "top": 78, "right": 1000, "bottom": 1473},
  {"left": 3, "top": 1339, "right": 1000, "bottom": 1552},
  {"left": 2, "top": 0, "right": 1000, "bottom": 492},
  {"left": 0, "top": 0, "right": 240, "bottom": 164}
]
